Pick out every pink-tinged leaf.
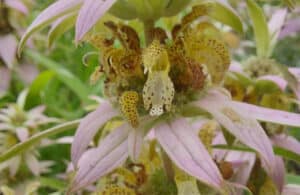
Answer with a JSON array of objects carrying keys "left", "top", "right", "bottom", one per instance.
[
  {"left": 232, "top": 101, "right": 300, "bottom": 127},
  {"left": 282, "top": 184, "right": 300, "bottom": 195},
  {"left": 9, "top": 156, "right": 21, "bottom": 177},
  {"left": 16, "top": 127, "right": 29, "bottom": 142},
  {"left": 70, "top": 124, "right": 129, "bottom": 192},
  {"left": 71, "top": 102, "right": 118, "bottom": 165},
  {"left": 25, "top": 153, "right": 40, "bottom": 176},
  {"left": 196, "top": 91, "right": 276, "bottom": 177},
  {"left": 155, "top": 119, "right": 224, "bottom": 189},
  {"left": 128, "top": 128, "right": 143, "bottom": 162},
  {"left": 18, "top": 0, "right": 83, "bottom": 54},
  {"left": 226, "top": 151, "right": 256, "bottom": 186},
  {"left": 28, "top": 105, "right": 46, "bottom": 116},
  {"left": 212, "top": 132, "right": 228, "bottom": 162},
  {"left": 279, "top": 18, "right": 300, "bottom": 39},
  {"left": 288, "top": 67, "right": 300, "bottom": 99},
  {"left": 229, "top": 61, "right": 244, "bottom": 74},
  {"left": 5, "top": 0, "right": 28, "bottom": 14},
  {"left": 0, "top": 34, "right": 17, "bottom": 68},
  {"left": 75, "top": 0, "right": 116, "bottom": 42},
  {"left": 268, "top": 9, "right": 287, "bottom": 41},
  {"left": 271, "top": 157, "right": 285, "bottom": 193},
  {"left": 0, "top": 66, "right": 11, "bottom": 96},
  {"left": 272, "top": 134, "right": 300, "bottom": 155},
  {"left": 48, "top": 12, "right": 77, "bottom": 48},
  {"left": 257, "top": 75, "right": 288, "bottom": 91},
  {"left": 17, "top": 64, "right": 39, "bottom": 84}
]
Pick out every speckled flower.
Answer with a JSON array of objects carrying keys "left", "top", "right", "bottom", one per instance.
[
  {"left": 64, "top": 5, "right": 300, "bottom": 194},
  {"left": 0, "top": 91, "right": 58, "bottom": 177}
]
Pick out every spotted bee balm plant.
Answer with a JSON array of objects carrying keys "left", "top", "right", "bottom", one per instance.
[{"left": 6, "top": 0, "right": 300, "bottom": 194}]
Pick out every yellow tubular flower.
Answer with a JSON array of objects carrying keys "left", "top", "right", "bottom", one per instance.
[{"left": 142, "top": 40, "right": 175, "bottom": 116}]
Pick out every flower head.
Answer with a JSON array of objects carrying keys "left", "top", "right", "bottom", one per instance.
[
  {"left": 67, "top": 4, "right": 300, "bottom": 194},
  {"left": 0, "top": 91, "right": 58, "bottom": 178}
]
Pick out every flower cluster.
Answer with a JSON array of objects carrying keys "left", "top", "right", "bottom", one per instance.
[{"left": 0, "top": 91, "right": 58, "bottom": 180}]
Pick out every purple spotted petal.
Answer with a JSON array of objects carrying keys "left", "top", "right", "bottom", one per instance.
[
  {"left": 75, "top": 0, "right": 116, "bottom": 41},
  {"left": 0, "top": 66, "right": 11, "bottom": 96},
  {"left": 232, "top": 101, "right": 300, "bottom": 127},
  {"left": 257, "top": 75, "right": 288, "bottom": 91},
  {"left": 155, "top": 119, "right": 224, "bottom": 189},
  {"left": 71, "top": 102, "right": 118, "bottom": 165},
  {"left": 196, "top": 91, "right": 276, "bottom": 177},
  {"left": 0, "top": 34, "right": 17, "bottom": 68},
  {"left": 5, "top": 0, "right": 28, "bottom": 14},
  {"left": 19, "top": 0, "right": 83, "bottom": 54},
  {"left": 272, "top": 134, "right": 300, "bottom": 155},
  {"left": 70, "top": 124, "right": 129, "bottom": 192},
  {"left": 128, "top": 128, "right": 143, "bottom": 162}
]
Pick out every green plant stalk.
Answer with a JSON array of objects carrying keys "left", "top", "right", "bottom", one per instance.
[
  {"left": 0, "top": 120, "right": 80, "bottom": 163},
  {"left": 24, "top": 49, "right": 90, "bottom": 102}
]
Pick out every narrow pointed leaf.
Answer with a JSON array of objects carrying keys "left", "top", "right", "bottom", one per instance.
[
  {"left": 25, "top": 50, "right": 90, "bottom": 102},
  {"left": 225, "top": 151, "right": 256, "bottom": 185},
  {"left": 0, "top": 67, "right": 11, "bottom": 96},
  {"left": 70, "top": 124, "right": 129, "bottom": 192},
  {"left": 48, "top": 12, "right": 77, "bottom": 48},
  {"left": 0, "top": 120, "right": 79, "bottom": 163},
  {"left": 246, "top": 0, "right": 270, "bottom": 57},
  {"left": 75, "top": 0, "right": 116, "bottom": 42},
  {"left": 232, "top": 101, "right": 300, "bottom": 127},
  {"left": 0, "top": 34, "right": 17, "bottom": 68},
  {"left": 272, "top": 134, "right": 300, "bottom": 156},
  {"left": 71, "top": 102, "right": 118, "bottom": 165},
  {"left": 155, "top": 119, "right": 224, "bottom": 189},
  {"left": 209, "top": 0, "right": 243, "bottom": 34},
  {"left": 18, "top": 0, "right": 83, "bottom": 54},
  {"left": 268, "top": 8, "right": 287, "bottom": 55},
  {"left": 196, "top": 92, "right": 275, "bottom": 177},
  {"left": 5, "top": 0, "right": 28, "bottom": 14},
  {"left": 128, "top": 128, "right": 143, "bottom": 161}
]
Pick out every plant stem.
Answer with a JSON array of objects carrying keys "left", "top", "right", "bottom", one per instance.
[
  {"left": 143, "top": 20, "right": 155, "bottom": 46},
  {"left": 0, "top": 120, "right": 80, "bottom": 163}
]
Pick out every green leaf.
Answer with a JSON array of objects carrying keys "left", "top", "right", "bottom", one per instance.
[
  {"left": 25, "top": 70, "right": 55, "bottom": 109},
  {"left": 246, "top": 0, "right": 270, "bottom": 57},
  {"left": 255, "top": 79, "right": 282, "bottom": 94},
  {"left": 209, "top": 1, "right": 243, "bottom": 34},
  {"left": 25, "top": 50, "right": 90, "bottom": 102},
  {"left": 286, "top": 174, "right": 300, "bottom": 184},
  {"left": 273, "top": 146, "right": 300, "bottom": 163},
  {"left": 39, "top": 177, "right": 67, "bottom": 191},
  {"left": 48, "top": 13, "right": 77, "bottom": 48},
  {"left": 0, "top": 120, "right": 80, "bottom": 163}
]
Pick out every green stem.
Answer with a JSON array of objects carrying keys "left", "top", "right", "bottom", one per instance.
[
  {"left": 143, "top": 20, "right": 155, "bottom": 46},
  {"left": 0, "top": 120, "right": 80, "bottom": 163}
]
